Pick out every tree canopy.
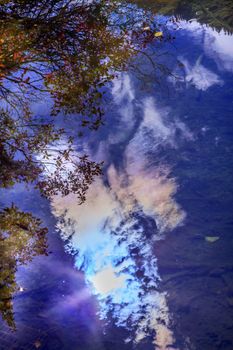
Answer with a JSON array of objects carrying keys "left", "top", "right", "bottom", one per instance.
[{"left": 0, "top": 0, "right": 159, "bottom": 200}]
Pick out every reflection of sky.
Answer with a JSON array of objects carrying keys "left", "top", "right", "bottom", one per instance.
[
  {"left": 51, "top": 71, "right": 191, "bottom": 349},
  {"left": 1, "top": 13, "right": 232, "bottom": 350},
  {"left": 170, "top": 55, "right": 223, "bottom": 91},
  {"left": 35, "top": 16, "right": 233, "bottom": 350},
  {"left": 52, "top": 180, "right": 177, "bottom": 349},
  {"left": 179, "top": 20, "right": 233, "bottom": 73}
]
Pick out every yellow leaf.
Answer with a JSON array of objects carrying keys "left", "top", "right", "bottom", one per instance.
[
  {"left": 154, "top": 31, "right": 163, "bottom": 37},
  {"left": 205, "top": 236, "right": 220, "bottom": 243}
]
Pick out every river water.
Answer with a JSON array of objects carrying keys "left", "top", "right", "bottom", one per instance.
[{"left": 1, "top": 5, "right": 233, "bottom": 350}]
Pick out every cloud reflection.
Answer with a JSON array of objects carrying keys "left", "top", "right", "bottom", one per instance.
[
  {"left": 179, "top": 19, "right": 233, "bottom": 73},
  {"left": 51, "top": 73, "right": 190, "bottom": 349},
  {"left": 169, "top": 55, "right": 223, "bottom": 91},
  {"left": 52, "top": 177, "right": 177, "bottom": 349}
]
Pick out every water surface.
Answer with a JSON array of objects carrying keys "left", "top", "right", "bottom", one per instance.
[{"left": 1, "top": 3, "right": 233, "bottom": 350}]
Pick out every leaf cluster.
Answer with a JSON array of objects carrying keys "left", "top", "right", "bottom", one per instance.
[{"left": 0, "top": 205, "right": 48, "bottom": 329}]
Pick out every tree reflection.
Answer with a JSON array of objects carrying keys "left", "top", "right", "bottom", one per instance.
[
  {"left": 177, "top": 0, "right": 233, "bottom": 33},
  {"left": 132, "top": 0, "right": 233, "bottom": 33},
  {"left": 0, "top": 0, "right": 160, "bottom": 202},
  {"left": 0, "top": 0, "right": 156, "bottom": 121},
  {"left": 0, "top": 0, "right": 164, "bottom": 331},
  {"left": 0, "top": 108, "right": 103, "bottom": 203},
  {"left": 0, "top": 205, "right": 48, "bottom": 329}
]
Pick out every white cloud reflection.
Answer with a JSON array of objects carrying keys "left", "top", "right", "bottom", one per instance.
[
  {"left": 52, "top": 177, "right": 178, "bottom": 349},
  {"left": 183, "top": 56, "right": 223, "bottom": 91},
  {"left": 179, "top": 19, "right": 233, "bottom": 73},
  {"left": 51, "top": 73, "right": 190, "bottom": 349},
  {"left": 169, "top": 55, "right": 223, "bottom": 91}
]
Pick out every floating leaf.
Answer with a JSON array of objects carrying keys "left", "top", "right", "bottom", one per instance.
[
  {"left": 34, "top": 340, "right": 41, "bottom": 348},
  {"left": 205, "top": 236, "right": 220, "bottom": 243},
  {"left": 154, "top": 31, "right": 163, "bottom": 37}
]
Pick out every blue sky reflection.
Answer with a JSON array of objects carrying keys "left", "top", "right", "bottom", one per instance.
[{"left": 51, "top": 71, "right": 191, "bottom": 349}]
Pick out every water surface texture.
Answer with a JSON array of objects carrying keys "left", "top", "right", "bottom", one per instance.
[{"left": 0, "top": 2, "right": 233, "bottom": 350}]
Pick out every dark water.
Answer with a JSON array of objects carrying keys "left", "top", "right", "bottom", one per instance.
[{"left": 1, "top": 5, "right": 233, "bottom": 350}]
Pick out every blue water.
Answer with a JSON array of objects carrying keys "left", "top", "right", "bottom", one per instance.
[{"left": 1, "top": 17, "right": 233, "bottom": 350}]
